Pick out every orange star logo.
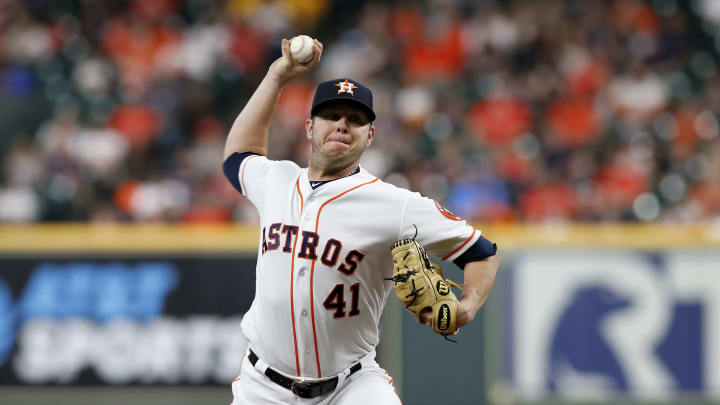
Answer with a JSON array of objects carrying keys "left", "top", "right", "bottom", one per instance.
[{"left": 335, "top": 80, "right": 358, "bottom": 95}]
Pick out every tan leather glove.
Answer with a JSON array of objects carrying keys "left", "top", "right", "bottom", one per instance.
[{"left": 387, "top": 238, "right": 463, "bottom": 339}]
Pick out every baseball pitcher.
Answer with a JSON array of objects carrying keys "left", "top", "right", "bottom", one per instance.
[{"left": 222, "top": 37, "right": 500, "bottom": 404}]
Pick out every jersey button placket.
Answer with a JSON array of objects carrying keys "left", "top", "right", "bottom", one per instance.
[{"left": 297, "top": 199, "right": 316, "bottom": 375}]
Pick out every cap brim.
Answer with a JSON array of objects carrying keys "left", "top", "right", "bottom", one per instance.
[{"left": 311, "top": 97, "right": 376, "bottom": 121}]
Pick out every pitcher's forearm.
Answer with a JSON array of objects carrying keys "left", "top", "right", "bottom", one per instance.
[
  {"left": 457, "top": 254, "right": 500, "bottom": 326},
  {"left": 223, "top": 74, "right": 286, "bottom": 158},
  {"left": 223, "top": 38, "right": 323, "bottom": 159}
]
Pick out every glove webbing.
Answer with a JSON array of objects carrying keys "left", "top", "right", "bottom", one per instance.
[{"left": 384, "top": 270, "right": 426, "bottom": 308}]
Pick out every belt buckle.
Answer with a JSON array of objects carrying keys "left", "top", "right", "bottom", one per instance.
[{"left": 290, "top": 380, "right": 316, "bottom": 398}]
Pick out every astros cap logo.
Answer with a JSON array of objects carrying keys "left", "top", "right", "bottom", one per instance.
[{"left": 336, "top": 79, "right": 358, "bottom": 95}]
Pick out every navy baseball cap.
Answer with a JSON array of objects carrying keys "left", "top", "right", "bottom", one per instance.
[{"left": 310, "top": 78, "right": 376, "bottom": 121}]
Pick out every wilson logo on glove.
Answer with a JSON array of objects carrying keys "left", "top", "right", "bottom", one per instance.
[
  {"left": 438, "top": 304, "right": 451, "bottom": 331},
  {"left": 437, "top": 280, "right": 450, "bottom": 296}
]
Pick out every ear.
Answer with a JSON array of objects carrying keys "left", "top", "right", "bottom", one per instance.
[
  {"left": 305, "top": 118, "right": 313, "bottom": 140},
  {"left": 367, "top": 125, "right": 375, "bottom": 146}
]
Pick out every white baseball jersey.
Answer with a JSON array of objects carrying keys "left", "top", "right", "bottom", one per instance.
[{"left": 236, "top": 155, "right": 481, "bottom": 378}]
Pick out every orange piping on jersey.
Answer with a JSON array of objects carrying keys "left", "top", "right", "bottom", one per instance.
[
  {"left": 309, "top": 177, "right": 379, "bottom": 378},
  {"left": 442, "top": 229, "right": 476, "bottom": 261},
  {"left": 240, "top": 155, "right": 260, "bottom": 197},
  {"left": 236, "top": 353, "right": 247, "bottom": 384},
  {"left": 385, "top": 370, "right": 400, "bottom": 397},
  {"left": 290, "top": 178, "right": 303, "bottom": 376},
  {"left": 296, "top": 178, "right": 304, "bottom": 213}
]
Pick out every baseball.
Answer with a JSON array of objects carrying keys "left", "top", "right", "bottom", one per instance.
[{"left": 290, "top": 35, "right": 315, "bottom": 63}]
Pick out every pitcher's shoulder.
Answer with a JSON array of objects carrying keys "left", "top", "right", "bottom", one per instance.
[
  {"left": 361, "top": 175, "right": 413, "bottom": 202},
  {"left": 260, "top": 158, "right": 302, "bottom": 181}
]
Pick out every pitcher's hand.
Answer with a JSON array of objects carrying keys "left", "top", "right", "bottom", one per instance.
[{"left": 268, "top": 38, "right": 323, "bottom": 85}]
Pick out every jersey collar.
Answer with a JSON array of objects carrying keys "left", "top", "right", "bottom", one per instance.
[
  {"left": 308, "top": 167, "right": 361, "bottom": 190},
  {"left": 298, "top": 166, "right": 372, "bottom": 198}
]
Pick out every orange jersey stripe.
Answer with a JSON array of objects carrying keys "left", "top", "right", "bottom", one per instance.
[
  {"left": 442, "top": 229, "right": 476, "bottom": 261},
  {"left": 308, "top": 258, "right": 321, "bottom": 376},
  {"left": 290, "top": 179, "right": 303, "bottom": 376},
  {"left": 309, "top": 177, "right": 379, "bottom": 378},
  {"left": 313, "top": 178, "right": 379, "bottom": 231},
  {"left": 296, "top": 178, "right": 304, "bottom": 213},
  {"left": 240, "top": 155, "right": 260, "bottom": 197},
  {"left": 231, "top": 353, "right": 247, "bottom": 383}
]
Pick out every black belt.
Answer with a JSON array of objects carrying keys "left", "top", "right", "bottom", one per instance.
[{"left": 248, "top": 350, "right": 361, "bottom": 399}]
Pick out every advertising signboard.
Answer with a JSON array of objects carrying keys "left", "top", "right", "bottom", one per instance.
[
  {"left": 507, "top": 250, "right": 720, "bottom": 401},
  {"left": 0, "top": 256, "right": 255, "bottom": 385}
]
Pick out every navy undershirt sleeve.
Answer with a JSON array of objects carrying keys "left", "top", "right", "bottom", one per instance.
[
  {"left": 223, "top": 152, "right": 260, "bottom": 194},
  {"left": 452, "top": 235, "right": 497, "bottom": 269}
]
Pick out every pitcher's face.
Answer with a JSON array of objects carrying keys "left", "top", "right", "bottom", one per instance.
[{"left": 306, "top": 102, "right": 375, "bottom": 167}]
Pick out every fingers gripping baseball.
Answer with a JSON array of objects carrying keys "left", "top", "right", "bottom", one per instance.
[{"left": 269, "top": 37, "right": 323, "bottom": 84}]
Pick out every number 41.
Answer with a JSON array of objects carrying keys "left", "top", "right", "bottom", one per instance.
[{"left": 323, "top": 283, "right": 360, "bottom": 318}]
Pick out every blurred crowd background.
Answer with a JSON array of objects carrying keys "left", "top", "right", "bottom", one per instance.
[{"left": 1, "top": 0, "right": 720, "bottom": 224}]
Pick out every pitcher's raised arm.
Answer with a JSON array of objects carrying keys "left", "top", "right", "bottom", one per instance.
[{"left": 223, "top": 38, "right": 323, "bottom": 159}]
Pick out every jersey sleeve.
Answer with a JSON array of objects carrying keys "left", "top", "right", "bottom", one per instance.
[
  {"left": 223, "top": 152, "right": 260, "bottom": 194},
  {"left": 399, "top": 191, "right": 482, "bottom": 262},
  {"left": 232, "top": 154, "right": 300, "bottom": 209}
]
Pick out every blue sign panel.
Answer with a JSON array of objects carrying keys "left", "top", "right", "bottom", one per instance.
[{"left": 0, "top": 256, "right": 255, "bottom": 385}]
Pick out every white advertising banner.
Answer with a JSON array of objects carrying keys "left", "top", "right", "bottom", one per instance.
[{"left": 510, "top": 250, "right": 720, "bottom": 400}]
